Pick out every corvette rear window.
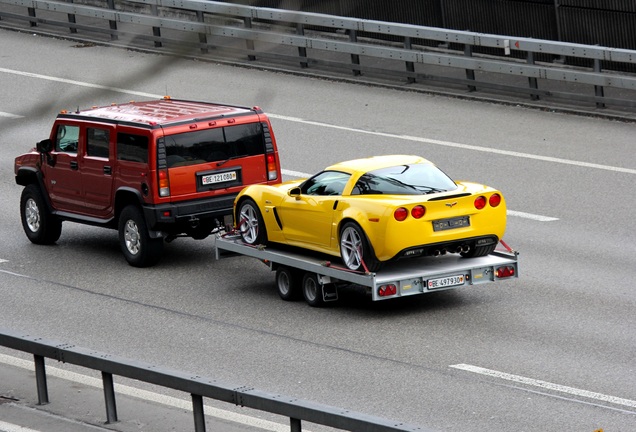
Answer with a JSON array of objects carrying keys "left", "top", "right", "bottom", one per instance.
[{"left": 352, "top": 164, "right": 457, "bottom": 195}]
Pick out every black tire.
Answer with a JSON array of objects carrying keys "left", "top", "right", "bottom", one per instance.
[
  {"left": 302, "top": 273, "right": 326, "bottom": 307},
  {"left": 118, "top": 205, "right": 163, "bottom": 267},
  {"left": 339, "top": 222, "right": 381, "bottom": 272},
  {"left": 275, "top": 266, "right": 302, "bottom": 301},
  {"left": 460, "top": 243, "right": 497, "bottom": 258},
  {"left": 20, "top": 184, "right": 62, "bottom": 245},
  {"left": 237, "top": 198, "right": 267, "bottom": 245}
]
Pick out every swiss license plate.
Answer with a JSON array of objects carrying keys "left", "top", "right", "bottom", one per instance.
[
  {"left": 432, "top": 216, "right": 470, "bottom": 232},
  {"left": 201, "top": 171, "right": 237, "bottom": 185},
  {"left": 428, "top": 274, "right": 465, "bottom": 290}
]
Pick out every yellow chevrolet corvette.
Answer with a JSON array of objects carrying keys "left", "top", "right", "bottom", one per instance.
[{"left": 234, "top": 155, "right": 506, "bottom": 272}]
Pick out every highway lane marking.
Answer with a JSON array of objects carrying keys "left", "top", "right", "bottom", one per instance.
[
  {"left": 1, "top": 65, "right": 634, "bottom": 177},
  {"left": 450, "top": 363, "right": 636, "bottom": 409},
  {"left": 282, "top": 169, "right": 559, "bottom": 221},
  {"left": 0, "top": 420, "right": 41, "bottom": 432},
  {"left": 0, "top": 111, "right": 23, "bottom": 119},
  {"left": 0, "top": 353, "right": 294, "bottom": 432}
]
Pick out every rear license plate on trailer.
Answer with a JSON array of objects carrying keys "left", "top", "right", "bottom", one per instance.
[
  {"left": 428, "top": 274, "right": 465, "bottom": 290},
  {"left": 432, "top": 216, "right": 470, "bottom": 232},
  {"left": 201, "top": 171, "right": 237, "bottom": 185}
]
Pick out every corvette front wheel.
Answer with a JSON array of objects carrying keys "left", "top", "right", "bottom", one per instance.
[
  {"left": 339, "top": 222, "right": 381, "bottom": 272},
  {"left": 237, "top": 199, "right": 267, "bottom": 245}
]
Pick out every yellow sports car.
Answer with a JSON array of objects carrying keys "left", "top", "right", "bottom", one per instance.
[{"left": 234, "top": 155, "right": 506, "bottom": 272}]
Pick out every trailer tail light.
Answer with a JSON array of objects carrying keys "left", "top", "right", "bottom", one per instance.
[
  {"left": 394, "top": 207, "right": 408, "bottom": 221},
  {"left": 496, "top": 266, "right": 515, "bottom": 278},
  {"left": 266, "top": 153, "right": 278, "bottom": 181},
  {"left": 411, "top": 205, "right": 426, "bottom": 219},
  {"left": 489, "top": 193, "right": 502, "bottom": 207},
  {"left": 474, "top": 196, "right": 487, "bottom": 210},
  {"left": 378, "top": 284, "right": 397, "bottom": 297}
]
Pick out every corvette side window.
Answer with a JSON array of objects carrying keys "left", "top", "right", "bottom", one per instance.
[
  {"left": 55, "top": 124, "right": 80, "bottom": 153},
  {"left": 302, "top": 171, "right": 350, "bottom": 196}
]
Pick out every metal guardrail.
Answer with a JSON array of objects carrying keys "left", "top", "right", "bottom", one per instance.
[
  {"left": 1, "top": 0, "right": 636, "bottom": 110},
  {"left": 0, "top": 327, "right": 429, "bottom": 432}
]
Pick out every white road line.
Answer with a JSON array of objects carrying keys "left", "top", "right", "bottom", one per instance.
[
  {"left": 450, "top": 363, "right": 636, "bottom": 409},
  {"left": 0, "top": 353, "right": 292, "bottom": 432},
  {"left": 1, "top": 65, "right": 633, "bottom": 176},
  {"left": 506, "top": 210, "right": 559, "bottom": 222},
  {"left": 0, "top": 112, "right": 23, "bottom": 119},
  {"left": 271, "top": 114, "right": 636, "bottom": 175},
  {"left": 0, "top": 420, "right": 41, "bottom": 432},
  {"left": 282, "top": 169, "right": 559, "bottom": 221},
  {"left": 0, "top": 259, "right": 8, "bottom": 264}
]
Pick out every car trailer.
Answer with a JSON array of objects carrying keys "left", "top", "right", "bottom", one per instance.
[{"left": 215, "top": 234, "right": 519, "bottom": 307}]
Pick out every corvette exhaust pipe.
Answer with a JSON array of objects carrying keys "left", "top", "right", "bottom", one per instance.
[{"left": 461, "top": 245, "right": 471, "bottom": 253}]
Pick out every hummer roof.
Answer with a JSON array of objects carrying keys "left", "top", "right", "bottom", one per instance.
[{"left": 57, "top": 98, "right": 260, "bottom": 127}]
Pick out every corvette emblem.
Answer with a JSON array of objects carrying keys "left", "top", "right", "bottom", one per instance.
[{"left": 445, "top": 202, "right": 457, "bottom": 208}]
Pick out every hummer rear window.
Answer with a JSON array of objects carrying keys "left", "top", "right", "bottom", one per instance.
[{"left": 163, "top": 123, "right": 265, "bottom": 168}]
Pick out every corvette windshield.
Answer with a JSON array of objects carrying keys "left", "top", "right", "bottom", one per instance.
[{"left": 352, "top": 163, "right": 457, "bottom": 195}]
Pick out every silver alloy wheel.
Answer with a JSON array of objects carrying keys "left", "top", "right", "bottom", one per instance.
[
  {"left": 340, "top": 225, "right": 363, "bottom": 270},
  {"left": 25, "top": 198, "right": 41, "bottom": 233},
  {"left": 124, "top": 219, "right": 141, "bottom": 255},
  {"left": 239, "top": 203, "right": 259, "bottom": 244}
]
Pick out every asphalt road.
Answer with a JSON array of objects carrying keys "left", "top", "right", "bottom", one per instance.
[{"left": 1, "top": 28, "right": 635, "bottom": 432}]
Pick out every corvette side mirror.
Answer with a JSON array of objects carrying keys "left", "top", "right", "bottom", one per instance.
[{"left": 288, "top": 187, "right": 301, "bottom": 199}]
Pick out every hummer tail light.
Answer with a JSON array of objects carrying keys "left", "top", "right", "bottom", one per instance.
[
  {"left": 158, "top": 169, "right": 170, "bottom": 197},
  {"left": 267, "top": 153, "right": 278, "bottom": 181}
]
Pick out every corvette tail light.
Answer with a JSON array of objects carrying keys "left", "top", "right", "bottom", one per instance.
[
  {"left": 474, "top": 196, "right": 486, "bottom": 210},
  {"left": 394, "top": 207, "right": 408, "bottom": 221},
  {"left": 378, "top": 284, "right": 397, "bottom": 297},
  {"left": 266, "top": 153, "right": 278, "bottom": 181},
  {"left": 411, "top": 205, "right": 426, "bottom": 219},
  {"left": 489, "top": 193, "right": 502, "bottom": 207},
  {"left": 496, "top": 266, "right": 516, "bottom": 278}
]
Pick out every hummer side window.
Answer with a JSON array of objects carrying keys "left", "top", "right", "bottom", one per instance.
[
  {"left": 87, "top": 128, "right": 110, "bottom": 158},
  {"left": 117, "top": 133, "right": 148, "bottom": 163},
  {"left": 55, "top": 124, "right": 80, "bottom": 153}
]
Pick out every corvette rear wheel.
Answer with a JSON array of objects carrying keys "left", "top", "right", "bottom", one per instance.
[
  {"left": 339, "top": 222, "right": 381, "bottom": 272},
  {"left": 237, "top": 199, "right": 267, "bottom": 245}
]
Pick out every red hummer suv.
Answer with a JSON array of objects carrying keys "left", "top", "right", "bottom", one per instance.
[{"left": 14, "top": 97, "right": 282, "bottom": 267}]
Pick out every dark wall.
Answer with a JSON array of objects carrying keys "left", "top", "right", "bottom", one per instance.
[{"left": 227, "top": 0, "right": 636, "bottom": 51}]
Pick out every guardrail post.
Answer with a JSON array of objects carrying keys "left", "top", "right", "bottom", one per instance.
[
  {"left": 106, "top": 0, "right": 118, "bottom": 41},
  {"left": 102, "top": 372, "right": 118, "bottom": 424},
  {"left": 349, "top": 29, "right": 361, "bottom": 76},
  {"left": 290, "top": 417, "right": 302, "bottom": 432},
  {"left": 593, "top": 57, "right": 605, "bottom": 108},
  {"left": 464, "top": 44, "right": 476, "bottom": 91},
  {"left": 404, "top": 36, "right": 416, "bottom": 83},
  {"left": 192, "top": 394, "right": 206, "bottom": 432},
  {"left": 27, "top": 6, "right": 36, "bottom": 27},
  {"left": 244, "top": 18, "right": 256, "bottom": 61},
  {"left": 196, "top": 10, "right": 208, "bottom": 53},
  {"left": 527, "top": 51, "right": 539, "bottom": 100},
  {"left": 66, "top": 0, "right": 77, "bottom": 34},
  {"left": 151, "top": 4, "right": 162, "bottom": 47},
  {"left": 33, "top": 355, "right": 49, "bottom": 405},
  {"left": 296, "top": 23, "right": 308, "bottom": 68}
]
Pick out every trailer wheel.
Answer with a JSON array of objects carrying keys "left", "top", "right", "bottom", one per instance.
[
  {"left": 302, "top": 273, "right": 326, "bottom": 307},
  {"left": 276, "top": 266, "right": 301, "bottom": 301}
]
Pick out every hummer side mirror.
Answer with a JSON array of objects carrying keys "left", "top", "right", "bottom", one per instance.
[{"left": 36, "top": 138, "right": 53, "bottom": 153}]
